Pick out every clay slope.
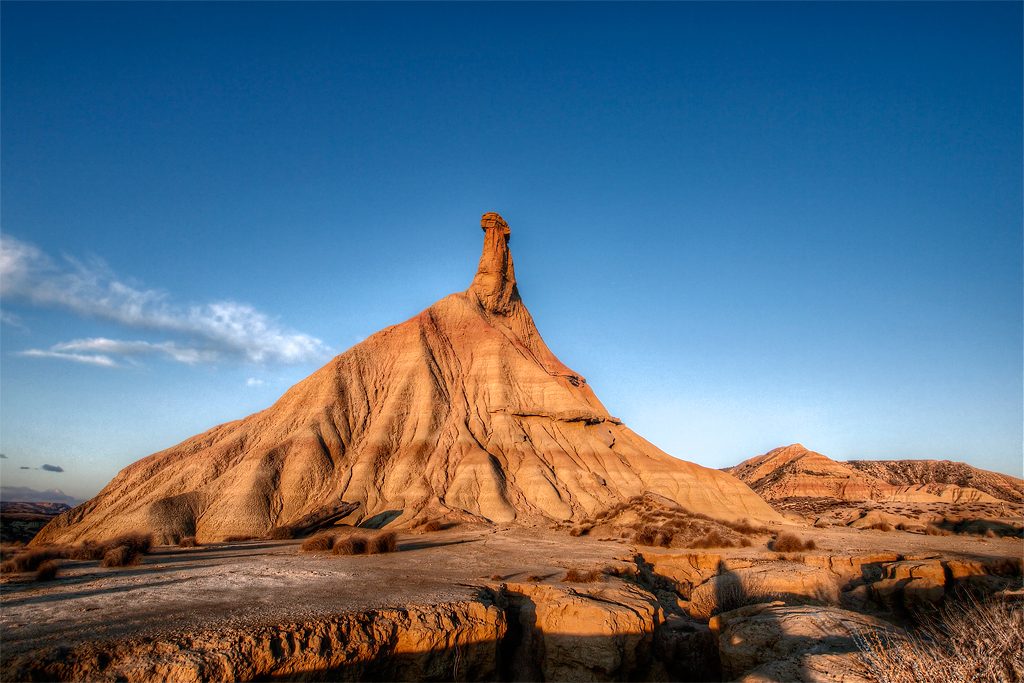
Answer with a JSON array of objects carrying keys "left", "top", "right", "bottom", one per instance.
[
  {"left": 729, "top": 444, "right": 1001, "bottom": 504},
  {"left": 847, "top": 459, "right": 1024, "bottom": 504},
  {"left": 35, "top": 213, "right": 779, "bottom": 545}
]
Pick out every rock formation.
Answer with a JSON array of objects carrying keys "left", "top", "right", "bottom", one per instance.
[
  {"left": 729, "top": 444, "right": 1006, "bottom": 504},
  {"left": 34, "top": 212, "right": 779, "bottom": 544},
  {"left": 846, "top": 458, "right": 1024, "bottom": 504}
]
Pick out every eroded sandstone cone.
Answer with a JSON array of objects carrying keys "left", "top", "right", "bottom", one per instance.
[{"left": 35, "top": 212, "right": 781, "bottom": 544}]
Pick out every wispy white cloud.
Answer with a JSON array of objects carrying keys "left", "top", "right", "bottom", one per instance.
[
  {"left": 0, "top": 311, "right": 28, "bottom": 331},
  {"left": 1, "top": 235, "right": 332, "bottom": 366},
  {"left": 50, "top": 337, "right": 219, "bottom": 365},
  {"left": 246, "top": 377, "right": 265, "bottom": 387},
  {"left": 18, "top": 349, "right": 120, "bottom": 367}
]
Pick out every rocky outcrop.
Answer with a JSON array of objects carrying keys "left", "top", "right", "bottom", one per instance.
[
  {"left": 34, "top": 213, "right": 779, "bottom": 546},
  {"left": 500, "top": 581, "right": 663, "bottom": 681},
  {"left": 688, "top": 564, "right": 840, "bottom": 620},
  {"left": 3, "top": 598, "right": 508, "bottom": 682},
  {"left": 710, "top": 602, "right": 897, "bottom": 683},
  {"left": 729, "top": 444, "right": 1003, "bottom": 505},
  {"left": 846, "top": 459, "right": 1024, "bottom": 504}
]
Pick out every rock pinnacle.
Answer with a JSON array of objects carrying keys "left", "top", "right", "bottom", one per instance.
[{"left": 470, "top": 212, "right": 519, "bottom": 314}]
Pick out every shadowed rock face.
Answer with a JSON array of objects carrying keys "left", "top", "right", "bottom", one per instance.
[{"left": 34, "top": 213, "right": 780, "bottom": 545}]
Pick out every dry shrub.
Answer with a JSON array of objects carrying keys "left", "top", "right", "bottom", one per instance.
[
  {"left": 366, "top": 531, "right": 398, "bottom": 554},
  {"left": 1, "top": 547, "right": 67, "bottom": 573},
  {"left": 563, "top": 568, "right": 604, "bottom": 583},
  {"left": 632, "top": 526, "right": 659, "bottom": 546},
  {"left": 569, "top": 525, "right": 592, "bottom": 537},
  {"left": 855, "top": 595, "right": 1024, "bottom": 682},
  {"left": 417, "top": 519, "right": 445, "bottom": 532},
  {"left": 178, "top": 536, "right": 198, "bottom": 548},
  {"left": 722, "top": 518, "right": 767, "bottom": 535},
  {"left": 301, "top": 534, "right": 336, "bottom": 552},
  {"left": 333, "top": 536, "right": 368, "bottom": 555},
  {"left": 3, "top": 533, "right": 154, "bottom": 572},
  {"left": 925, "top": 524, "right": 952, "bottom": 536},
  {"left": 866, "top": 522, "right": 894, "bottom": 532},
  {"left": 525, "top": 575, "right": 543, "bottom": 582},
  {"left": 35, "top": 560, "right": 60, "bottom": 582},
  {"left": 101, "top": 545, "right": 140, "bottom": 568},
  {"left": 692, "top": 530, "right": 736, "bottom": 549},
  {"left": 690, "top": 574, "right": 777, "bottom": 617},
  {"left": 771, "top": 533, "right": 814, "bottom": 552},
  {"left": 267, "top": 526, "right": 296, "bottom": 540}
]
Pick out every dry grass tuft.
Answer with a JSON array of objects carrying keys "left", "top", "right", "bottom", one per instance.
[
  {"left": 925, "top": 524, "right": 952, "bottom": 536},
  {"left": 771, "top": 533, "right": 815, "bottom": 552},
  {"left": 301, "top": 533, "right": 336, "bottom": 552},
  {"left": 855, "top": 595, "right": 1024, "bottom": 682},
  {"left": 563, "top": 568, "right": 604, "bottom": 583},
  {"left": 34, "top": 560, "right": 60, "bottom": 582},
  {"left": 1, "top": 548, "right": 67, "bottom": 573},
  {"left": 691, "top": 530, "right": 736, "bottom": 549},
  {"left": 366, "top": 531, "right": 398, "bottom": 554},
  {"left": 100, "top": 545, "right": 140, "bottom": 568},
  {"left": 332, "top": 536, "right": 368, "bottom": 555},
  {"left": 2, "top": 532, "right": 155, "bottom": 573},
  {"left": 525, "top": 574, "right": 544, "bottom": 582},
  {"left": 267, "top": 526, "right": 296, "bottom": 540},
  {"left": 416, "top": 519, "right": 445, "bottom": 533},
  {"left": 178, "top": 536, "right": 199, "bottom": 548}
]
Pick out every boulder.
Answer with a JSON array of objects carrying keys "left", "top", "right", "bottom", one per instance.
[{"left": 710, "top": 602, "right": 902, "bottom": 682}]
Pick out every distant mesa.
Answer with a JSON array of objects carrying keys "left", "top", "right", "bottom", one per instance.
[
  {"left": 34, "top": 212, "right": 780, "bottom": 545},
  {"left": 0, "top": 486, "right": 81, "bottom": 506},
  {"left": 729, "top": 444, "right": 1022, "bottom": 504}
]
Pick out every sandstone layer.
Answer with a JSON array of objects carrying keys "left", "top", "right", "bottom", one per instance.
[
  {"left": 34, "top": 213, "right": 778, "bottom": 545},
  {"left": 729, "top": 444, "right": 1006, "bottom": 504}
]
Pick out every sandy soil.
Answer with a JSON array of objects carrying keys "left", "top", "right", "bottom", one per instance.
[{"left": 1, "top": 523, "right": 1020, "bottom": 660}]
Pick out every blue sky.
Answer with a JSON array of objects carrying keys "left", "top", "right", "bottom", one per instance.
[{"left": 2, "top": 2, "right": 1021, "bottom": 500}]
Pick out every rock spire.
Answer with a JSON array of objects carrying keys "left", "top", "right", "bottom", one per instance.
[{"left": 470, "top": 212, "right": 519, "bottom": 314}]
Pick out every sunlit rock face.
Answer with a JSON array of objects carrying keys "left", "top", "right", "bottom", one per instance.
[{"left": 34, "top": 212, "right": 779, "bottom": 545}]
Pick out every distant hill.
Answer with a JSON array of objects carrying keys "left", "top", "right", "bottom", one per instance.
[
  {"left": 846, "top": 459, "right": 1024, "bottom": 504},
  {"left": 728, "top": 444, "right": 1012, "bottom": 504},
  {"left": 0, "top": 501, "right": 74, "bottom": 543},
  {"left": 0, "top": 486, "right": 81, "bottom": 505}
]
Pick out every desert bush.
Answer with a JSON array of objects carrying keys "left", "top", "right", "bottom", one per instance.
[
  {"left": 771, "top": 533, "right": 815, "bottom": 552},
  {"left": 103, "top": 533, "right": 153, "bottom": 554},
  {"left": 267, "top": 526, "right": 296, "bottom": 540},
  {"left": 178, "top": 536, "right": 199, "bottom": 548},
  {"left": 333, "top": 536, "right": 368, "bottom": 555},
  {"left": 1, "top": 547, "right": 67, "bottom": 573},
  {"left": 722, "top": 518, "right": 767, "bottom": 535},
  {"left": 301, "top": 534, "right": 336, "bottom": 552},
  {"left": 366, "top": 531, "right": 398, "bottom": 554},
  {"left": 690, "top": 574, "right": 776, "bottom": 617},
  {"left": 632, "top": 526, "right": 659, "bottom": 546},
  {"left": 563, "top": 568, "right": 604, "bottom": 583},
  {"left": 101, "top": 545, "right": 140, "bottom": 568},
  {"left": 569, "top": 525, "right": 592, "bottom": 537},
  {"left": 417, "top": 519, "right": 445, "bottom": 532},
  {"left": 35, "top": 560, "right": 60, "bottom": 582},
  {"left": 692, "top": 530, "right": 736, "bottom": 549},
  {"left": 855, "top": 595, "right": 1024, "bottom": 682},
  {"left": 925, "top": 524, "right": 952, "bottom": 536},
  {"left": 525, "top": 574, "right": 543, "bottom": 582}
]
